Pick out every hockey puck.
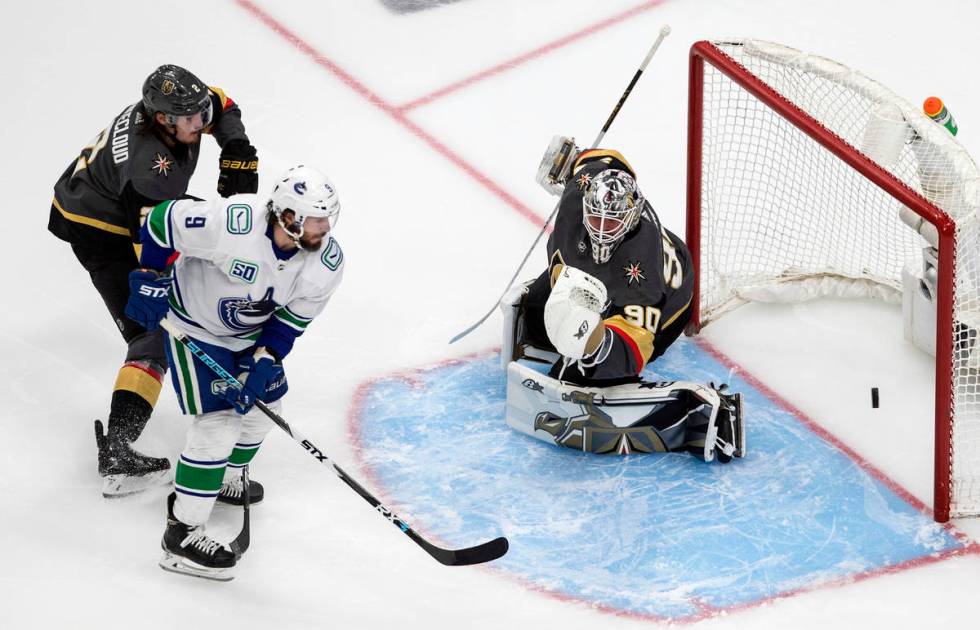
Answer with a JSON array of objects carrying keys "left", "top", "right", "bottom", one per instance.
[{"left": 871, "top": 387, "right": 879, "bottom": 408}]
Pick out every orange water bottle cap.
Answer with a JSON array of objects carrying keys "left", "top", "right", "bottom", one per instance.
[{"left": 923, "top": 96, "right": 944, "bottom": 117}]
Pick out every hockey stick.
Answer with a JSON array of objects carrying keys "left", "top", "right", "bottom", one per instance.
[
  {"left": 448, "top": 25, "right": 672, "bottom": 345},
  {"left": 229, "top": 465, "right": 250, "bottom": 560},
  {"left": 160, "top": 319, "right": 508, "bottom": 566}
]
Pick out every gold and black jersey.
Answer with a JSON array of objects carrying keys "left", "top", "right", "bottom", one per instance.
[
  {"left": 49, "top": 87, "right": 248, "bottom": 245},
  {"left": 542, "top": 149, "right": 694, "bottom": 380}
]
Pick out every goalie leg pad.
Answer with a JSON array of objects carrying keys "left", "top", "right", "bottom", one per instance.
[
  {"left": 506, "top": 360, "right": 742, "bottom": 458},
  {"left": 500, "top": 279, "right": 533, "bottom": 368}
]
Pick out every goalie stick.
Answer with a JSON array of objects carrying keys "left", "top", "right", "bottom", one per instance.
[
  {"left": 160, "top": 319, "right": 509, "bottom": 567},
  {"left": 449, "top": 25, "right": 672, "bottom": 345}
]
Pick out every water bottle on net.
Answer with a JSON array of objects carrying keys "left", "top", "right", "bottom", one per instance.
[{"left": 923, "top": 96, "right": 958, "bottom": 136}]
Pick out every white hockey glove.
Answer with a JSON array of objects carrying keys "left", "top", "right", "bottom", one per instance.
[
  {"left": 534, "top": 135, "right": 579, "bottom": 196},
  {"left": 544, "top": 266, "right": 607, "bottom": 360}
]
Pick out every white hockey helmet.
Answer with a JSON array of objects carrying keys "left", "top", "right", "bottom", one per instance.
[
  {"left": 268, "top": 165, "right": 340, "bottom": 242},
  {"left": 582, "top": 169, "right": 642, "bottom": 263}
]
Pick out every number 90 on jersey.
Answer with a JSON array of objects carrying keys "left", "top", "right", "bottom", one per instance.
[{"left": 622, "top": 305, "right": 661, "bottom": 334}]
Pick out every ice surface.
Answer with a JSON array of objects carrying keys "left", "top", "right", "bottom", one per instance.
[{"left": 4, "top": 0, "right": 980, "bottom": 628}]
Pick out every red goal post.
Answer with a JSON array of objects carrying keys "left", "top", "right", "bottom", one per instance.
[{"left": 685, "top": 39, "right": 980, "bottom": 522}]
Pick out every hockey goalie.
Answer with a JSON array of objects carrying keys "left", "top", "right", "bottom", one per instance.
[{"left": 501, "top": 138, "right": 745, "bottom": 461}]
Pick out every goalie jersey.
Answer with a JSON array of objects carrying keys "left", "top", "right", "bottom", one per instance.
[
  {"left": 139, "top": 195, "right": 344, "bottom": 358},
  {"left": 528, "top": 149, "right": 694, "bottom": 383}
]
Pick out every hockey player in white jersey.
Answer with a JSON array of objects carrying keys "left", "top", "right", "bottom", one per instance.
[{"left": 124, "top": 165, "right": 344, "bottom": 579}]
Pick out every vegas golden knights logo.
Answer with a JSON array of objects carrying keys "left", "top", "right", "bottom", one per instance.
[
  {"left": 533, "top": 390, "right": 669, "bottom": 455},
  {"left": 161, "top": 79, "right": 175, "bottom": 95}
]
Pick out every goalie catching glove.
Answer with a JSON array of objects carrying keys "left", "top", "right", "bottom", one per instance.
[{"left": 544, "top": 265, "right": 607, "bottom": 360}]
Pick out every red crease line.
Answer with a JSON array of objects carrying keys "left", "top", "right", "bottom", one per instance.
[{"left": 235, "top": 0, "right": 545, "bottom": 228}]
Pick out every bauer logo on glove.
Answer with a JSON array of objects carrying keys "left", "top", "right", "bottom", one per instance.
[
  {"left": 217, "top": 138, "right": 259, "bottom": 197},
  {"left": 544, "top": 266, "right": 608, "bottom": 360}
]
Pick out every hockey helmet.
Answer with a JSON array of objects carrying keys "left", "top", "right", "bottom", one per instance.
[
  {"left": 582, "top": 169, "right": 643, "bottom": 263},
  {"left": 268, "top": 165, "right": 341, "bottom": 243},
  {"left": 142, "top": 65, "right": 213, "bottom": 127}
]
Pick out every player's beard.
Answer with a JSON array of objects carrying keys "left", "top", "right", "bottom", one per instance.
[{"left": 299, "top": 233, "right": 323, "bottom": 252}]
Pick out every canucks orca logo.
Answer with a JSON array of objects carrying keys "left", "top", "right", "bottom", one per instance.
[
  {"left": 294, "top": 181, "right": 307, "bottom": 195},
  {"left": 218, "top": 287, "right": 277, "bottom": 332}
]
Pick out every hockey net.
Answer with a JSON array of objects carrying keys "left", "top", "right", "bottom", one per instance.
[{"left": 687, "top": 39, "right": 980, "bottom": 521}]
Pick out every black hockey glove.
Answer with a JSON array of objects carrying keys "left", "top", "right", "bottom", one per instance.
[{"left": 217, "top": 139, "right": 259, "bottom": 197}]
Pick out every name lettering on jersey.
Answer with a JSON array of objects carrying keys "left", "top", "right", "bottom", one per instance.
[
  {"left": 226, "top": 204, "right": 253, "bottom": 234},
  {"left": 321, "top": 237, "right": 343, "bottom": 270},
  {"left": 229, "top": 259, "right": 258, "bottom": 283},
  {"left": 110, "top": 103, "right": 135, "bottom": 164}
]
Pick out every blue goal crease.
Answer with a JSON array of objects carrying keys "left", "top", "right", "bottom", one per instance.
[{"left": 352, "top": 338, "right": 965, "bottom": 620}]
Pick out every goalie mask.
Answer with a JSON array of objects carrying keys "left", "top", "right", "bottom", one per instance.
[
  {"left": 582, "top": 169, "right": 643, "bottom": 264},
  {"left": 268, "top": 165, "right": 340, "bottom": 248}
]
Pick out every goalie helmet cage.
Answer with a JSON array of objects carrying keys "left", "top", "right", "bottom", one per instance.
[{"left": 686, "top": 39, "right": 980, "bottom": 522}]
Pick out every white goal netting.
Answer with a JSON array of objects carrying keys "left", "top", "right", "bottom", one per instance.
[{"left": 693, "top": 39, "right": 980, "bottom": 519}]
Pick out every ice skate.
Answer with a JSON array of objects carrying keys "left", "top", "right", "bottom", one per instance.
[
  {"left": 159, "top": 493, "right": 237, "bottom": 581},
  {"left": 711, "top": 391, "right": 745, "bottom": 463},
  {"left": 95, "top": 420, "right": 171, "bottom": 498},
  {"left": 217, "top": 475, "right": 264, "bottom": 506}
]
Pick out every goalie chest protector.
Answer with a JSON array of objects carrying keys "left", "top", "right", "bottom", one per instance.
[{"left": 546, "top": 170, "right": 690, "bottom": 316}]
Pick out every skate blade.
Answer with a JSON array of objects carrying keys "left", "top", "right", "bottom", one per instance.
[
  {"left": 102, "top": 469, "right": 171, "bottom": 499},
  {"left": 734, "top": 394, "right": 746, "bottom": 458},
  {"left": 159, "top": 551, "right": 235, "bottom": 582}
]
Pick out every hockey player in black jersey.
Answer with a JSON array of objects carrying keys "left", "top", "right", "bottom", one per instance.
[
  {"left": 48, "top": 65, "right": 261, "bottom": 497},
  {"left": 525, "top": 149, "right": 693, "bottom": 384},
  {"left": 503, "top": 146, "right": 744, "bottom": 462}
]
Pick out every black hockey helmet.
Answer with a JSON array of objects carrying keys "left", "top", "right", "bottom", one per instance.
[{"left": 142, "top": 65, "right": 212, "bottom": 125}]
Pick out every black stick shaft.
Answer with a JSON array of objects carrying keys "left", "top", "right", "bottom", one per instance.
[{"left": 450, "top": 25, "right": 671, "bottom": 344}]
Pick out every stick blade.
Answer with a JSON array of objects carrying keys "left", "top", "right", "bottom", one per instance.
[{"left": 418, "top": 535, "right": 510, "bottom": 566}]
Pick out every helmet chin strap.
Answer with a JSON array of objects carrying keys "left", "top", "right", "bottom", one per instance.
[{"left": 276, "top": 214, "right": 304, "bottom": 246}]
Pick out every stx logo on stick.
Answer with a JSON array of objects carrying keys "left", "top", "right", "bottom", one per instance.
[
  {"left": 376, "top": 504, "right": 410, "bottom": 532},
  {"left": 301, "top": 439, "right": 328, "bottom": 463}
]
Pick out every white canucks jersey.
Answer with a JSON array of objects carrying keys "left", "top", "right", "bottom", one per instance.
[{"left": 144, "top": 194, "right": 344, "bottom": 352}]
